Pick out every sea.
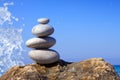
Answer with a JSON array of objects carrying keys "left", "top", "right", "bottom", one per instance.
[{"left": 114, "top": 65, "right": 120, "bottom": 76}]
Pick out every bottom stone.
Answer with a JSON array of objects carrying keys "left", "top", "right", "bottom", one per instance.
[{"left": 29, "top": 49, "right": 60, "bottom": 64}]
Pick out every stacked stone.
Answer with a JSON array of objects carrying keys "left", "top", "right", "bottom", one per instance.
[{"left": 26, "top": 18, "right": 60, "bottom": 64}]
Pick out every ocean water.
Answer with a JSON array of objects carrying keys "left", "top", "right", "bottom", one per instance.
[{"left": 114, "top": 65, "right": 120, "bottom": 76}]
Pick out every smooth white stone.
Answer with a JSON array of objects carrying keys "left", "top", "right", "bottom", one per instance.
[
  {"left": 29, "top": 49, "right": 60, "bottom": 64},
  {"left": 32, "top": 24, "right": 54, "bottom": 37},
  {"left": 37, "top": 18, "right": 49, "bottom": 24},
  {"left": 26, "top": 37, "right": 56, "bottom": 48}
]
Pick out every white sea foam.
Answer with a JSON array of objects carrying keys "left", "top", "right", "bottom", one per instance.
[{"left": 0, "top": 2, "right": 24, "bottom": 76}]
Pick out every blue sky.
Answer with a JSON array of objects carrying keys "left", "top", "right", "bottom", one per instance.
[{"left": 0, "top": 0, "right": 120, "bottom": 64}]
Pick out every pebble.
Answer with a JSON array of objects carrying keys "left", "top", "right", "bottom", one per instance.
[
  {"left": 26, "top": 37, "right": 56, "bottom": 48},
  {"left": 29, "top": 49, "right": 60, "bottom": 64},
  {"left": 37, "top": 18, "right": 49, "bottom": 24},
  {"left": 26, "top": 18, "right": 60, "bottom": 64},
  {"left": 32, "top": 24, "right": 54, "bottom": 37}
]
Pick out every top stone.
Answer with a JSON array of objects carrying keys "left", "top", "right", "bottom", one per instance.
[{"left": 38, "top": 18, "right": 49, "bottom": 24}]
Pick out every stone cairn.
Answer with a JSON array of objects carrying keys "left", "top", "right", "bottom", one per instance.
[{"left": 26, "top": 18, "right": 60, "bottom": 64}]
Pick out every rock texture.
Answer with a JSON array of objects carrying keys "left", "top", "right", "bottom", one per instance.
[{"left": 0, "top": 58, "right": 120, "bottom": 80}]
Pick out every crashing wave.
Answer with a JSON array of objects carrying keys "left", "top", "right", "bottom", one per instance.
[{"left": 0, "top": 2, "right": 24, "bottom": 76}]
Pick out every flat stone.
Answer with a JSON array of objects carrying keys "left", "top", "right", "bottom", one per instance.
[
  {"left": 32, "top": 24, "right": 54, "bottom": 37},
  {"left": 26, "top": 37, "right": 56, "bottom": 49},
  {"left": 29, "top": 49, "right": 60, "bottom": 64},
  {"left": 37, "top": 18, "right": 49, "bottom": 24}
]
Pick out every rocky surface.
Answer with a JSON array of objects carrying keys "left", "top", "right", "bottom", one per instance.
[{"left": 0, "top": 58, "right": 120, "bottom": 80}]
